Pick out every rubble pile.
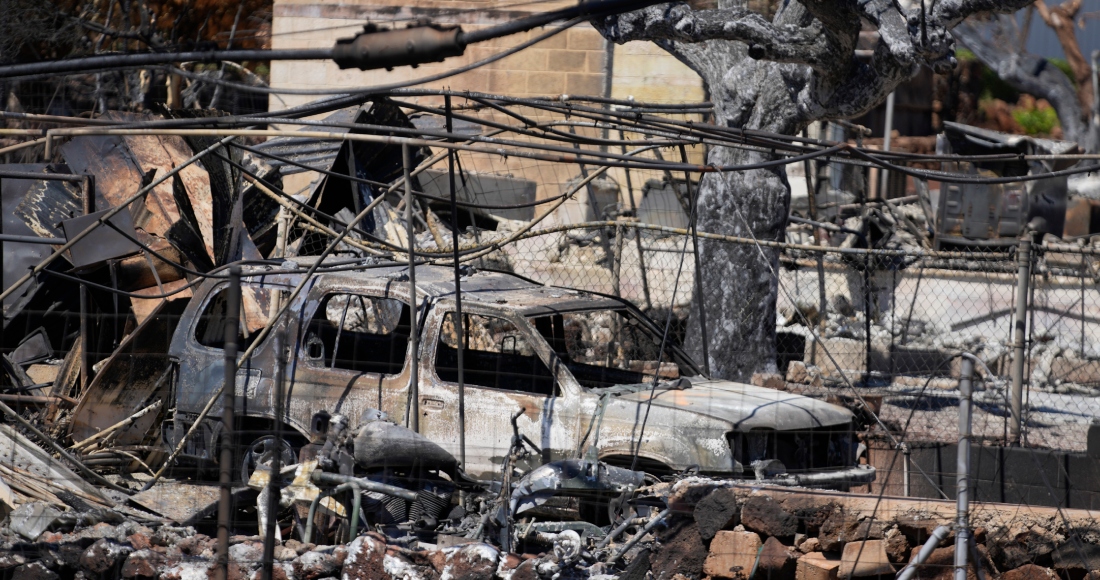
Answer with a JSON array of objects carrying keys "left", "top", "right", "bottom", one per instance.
[
  {"left": 1, "top": 481, "right": 1098, "bottom": 580},
  {"left": 646, "top": 482, "right": 1100, "bottom": 580}
]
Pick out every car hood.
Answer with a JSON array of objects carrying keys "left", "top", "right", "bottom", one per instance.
[{"left": 609, "top": 377, "right": 854, "bottom": 431}]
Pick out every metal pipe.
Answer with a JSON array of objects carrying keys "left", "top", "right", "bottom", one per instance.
[
  {"left": 897, "top": 525, "right": 953, "bottom": 580},
  {"left": 403, "top": 144, "right": 419, "bottom": 433},
  {"left": 618, "top": 129, "right": 651, "bottom": 310},
  {"left": 310, "top": 471, "right": 420, "bottom": 501},
  {"left": 216, "top": 265, "right": 241, "bottom": 580},
  {"left": 879, "top": 91, "right": 896, "bottom": 198},
  {"left": 79, "top": 177, "right": 94, "bottom": 397},
  {"left": 304, "top": 482, "right": 358, "bottom": 545},
  {"left": 606, "top": 509, "right": 671, "bottom": 563},
  {"left": 680, "top": 144, "right": 709, "bottom": 376},
  {"left": 445, "top": 96, "right": 467, "bottom": 468},
  {"left": 597, "top": 517, "right": 648, "bottom": 550},
  {"left": 0, "top": 170, "right": 87, "bottom": 181},
  {"left": 0, "top": 176, "right": 3, "bottom": 324},
  {"left": 1011, "top": 235, "right": 1031, "bottom": 444},
  {"left": 902, "top": 443, "right": 911, "bottom": 497},
  {"left": 0, "top": 234, "right": 66, "bottom": 244},
  {"left": 262, "top": 330, "right": 286, "bottom": 580},
  {"left": 955, "top": 355, "right": 975, "bottom": 580}
]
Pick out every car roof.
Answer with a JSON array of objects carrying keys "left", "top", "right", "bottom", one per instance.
[{"left": 247, "top": 258, "right": 625, "bottom": 316}]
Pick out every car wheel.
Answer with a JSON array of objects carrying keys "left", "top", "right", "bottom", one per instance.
[{"left": 240, "top": 435, "right": 297, "bottom": 488}]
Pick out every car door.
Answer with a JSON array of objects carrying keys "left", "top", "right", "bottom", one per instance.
[
  {"left": 416, "top": 303, "right": 582, "bottom": 480},
  {"left": 174, "top": 277, "right": 291, "bottom": 420},
  {"left": 288, "top": 285, "right": 416, "bottom": 434}
]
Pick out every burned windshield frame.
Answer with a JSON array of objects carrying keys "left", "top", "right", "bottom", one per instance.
[{"left": 526, "top": 306, "right": 700, "bottom": 390}]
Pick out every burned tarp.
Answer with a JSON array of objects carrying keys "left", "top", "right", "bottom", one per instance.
[{"left": 929, "top": 121, "right": 1079, "bottom": 247}]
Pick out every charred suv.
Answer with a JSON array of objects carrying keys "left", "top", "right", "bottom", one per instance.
[{"left": 161, "top": 259, "right": 874, "bottom": 488}]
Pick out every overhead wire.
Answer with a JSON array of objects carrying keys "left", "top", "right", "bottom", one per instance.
[{"left": 156, "top": 16, "right": 584, "bottom": 97}]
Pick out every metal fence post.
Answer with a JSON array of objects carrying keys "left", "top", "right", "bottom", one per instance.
[
  {"left": 216, "top": 264, "right": 241, "bottom": 580},
  {"left": 445, "top": 96, "right": 466, "bottom": 467},
  {"left": 261, "top": 329, "right": 286, "bottom": 580},
  {"left": 80, "top": 176, "right": 95, "bottom": 394},
  {"left": 403, "top": 144, "right": 419, "bottom": 433},
  {"left": 1011, "top": 235, "right": 1032, "bottom": 445},
  {"left": 955, "top": 355, "right": 975, "bottom": 580}
]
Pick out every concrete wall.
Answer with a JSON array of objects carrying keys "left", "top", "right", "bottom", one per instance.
[
  {"left": 268, "top": 0, "right": 707, "bottom": 218},
  {"left": 867, "top": 426, "right": 1100, "bottom": 510},
  {"left": 268, "top": 0, "right": 705, "bottom": 111}
]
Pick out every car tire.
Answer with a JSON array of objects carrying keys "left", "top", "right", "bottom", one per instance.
[{"left": 239, "top": 435, "right": 298, "bottom": 488}]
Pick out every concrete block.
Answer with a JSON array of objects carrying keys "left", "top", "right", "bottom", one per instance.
[
  {"left": 547, "top": 50, "right": 588, "bottom": 72},
  {"left": 527, "top": 72, "right": 565, "bottom": 95},
  {"left": 797, "top": 552, "right": 841, "bottom": 580},
  {"left": 532, "top": 31, "right": 567, "bottom": 49},
  {"left": 838, "top": 540, "right": 893, "bottom": 578},
  {"left": 586, "top": 50, "right": 608, "bottom": 73},
  {"left": 498, "top": 47, "right": 548, "bottom": 72},
  {"left": 488, "top": 70, "right": 522, "bottom": 93},
  {"left": 704, "top": 531, "right": 762, "bottom": 580},
  {"left": 566, "top": 28, "right": 605, "bottom": 50},
  {"left": 565, "top": 72, "right": 604, "bottom": 96}
]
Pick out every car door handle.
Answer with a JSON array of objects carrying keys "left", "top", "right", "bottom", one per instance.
[{"left": 420, "top": 397, "right": 445, "bottom": 411}]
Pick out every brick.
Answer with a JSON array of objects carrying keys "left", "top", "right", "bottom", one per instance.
[
  {"left": 567, "top": 28, "right": 606, "bottom": 50},
  {"left": 1002, "top": 565, "right": 1059, "bottom": 580},
  {"left": 797, "top": 552, "right": 841, "bottom": 580},
  {"left": 839, "top": 540, "right": 893, "bottom": 578},
  {"left": 547, "top": 50, "right": 588, "bottom": 72},
  {"left": 704, "top": 531, "right": 762, "bottom": 580},
  {"left": 565, "top": 73, "right": 604, "bottom": 96},
  {"left": 757, "top": 537, "right": 798, "bottom": 580},
  {"left": 528, "top": 72, "right": 565, "bottom": 95}
]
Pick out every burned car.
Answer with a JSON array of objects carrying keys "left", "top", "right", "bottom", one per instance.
[{"left": 162, "top": 259, "right": 874, "bottom": 488}]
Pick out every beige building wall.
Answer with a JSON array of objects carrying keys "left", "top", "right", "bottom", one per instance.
[{"left": 269, "top": 0, "right": 706, "bottom": 216}]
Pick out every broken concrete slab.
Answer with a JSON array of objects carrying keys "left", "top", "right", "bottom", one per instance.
[
  {"left": 127, "top": 482, "right": 223, "bottom": 525},
  {"left": 9, "top": 501, "right": 64, "bottom": 540}
]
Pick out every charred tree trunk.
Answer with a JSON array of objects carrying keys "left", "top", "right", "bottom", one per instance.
[{"left": 594, "top": 0, "right": 1034, "bottom": 379}]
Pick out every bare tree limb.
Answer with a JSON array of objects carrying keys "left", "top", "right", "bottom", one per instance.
[
  {"left": 592, "top": 3, "right": 832, "bottom": 66},
  {"left": 1035, "top": 0, "right": 1092, "bottom": 115},
  {"left": 948, "top": 16, "right": 1098, "bottom": 148}
]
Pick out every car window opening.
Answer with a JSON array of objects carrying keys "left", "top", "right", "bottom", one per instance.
[
  {"left": 195, "top": 285, "right": 290, "bottom": 351},
  {"left": 529, "top": 308, "right": 694, "bottom": 391},
  {"left": 304, "top": 293, "right": 411, "bottom": 376},
  {"left": 435, "top": 312, "right": 557, "bottom": 397}
]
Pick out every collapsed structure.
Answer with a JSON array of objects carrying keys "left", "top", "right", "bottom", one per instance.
[{"left": 0, "top": 93, "right": 1098, "bottom": 579}]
